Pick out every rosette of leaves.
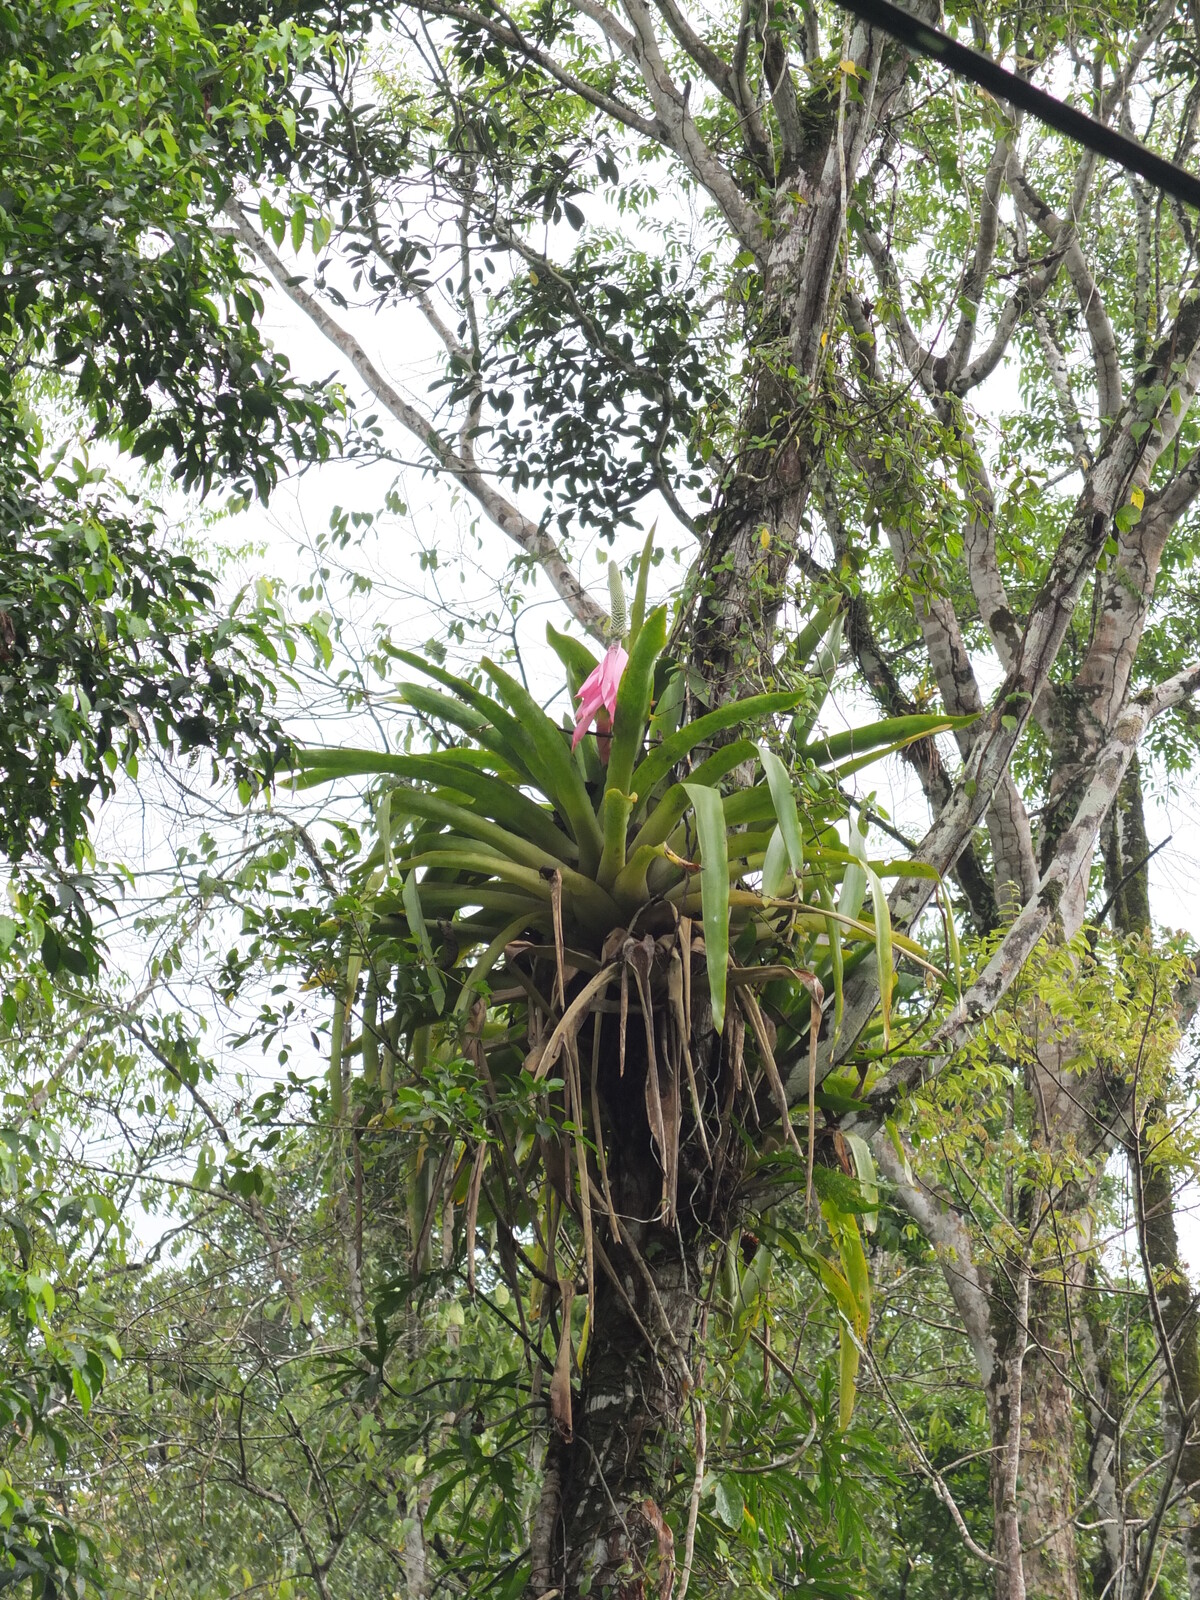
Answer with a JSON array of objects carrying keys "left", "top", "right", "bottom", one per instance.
[{"left": 291, "top": 560, "right": 964, "bottom": 1435}]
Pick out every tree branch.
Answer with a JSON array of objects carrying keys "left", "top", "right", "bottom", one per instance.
[
  {"left": 1009, "top": 158, "right": 1123, "bottom": 427},
  {"left": 619, "top": 0, "right": 767, "bottom": 254},
  {"left": 944, "top": 130, "right": 1011, "bottom": 387},
  {"left": 223, "top": 202, "right": 609, "bottom": 641},
  {"left": 866, "top": 661, "right": 1200, "bottom": 1107},
  {"left": 870, "top": 1127, "right": 997, "bottom": 1385}
]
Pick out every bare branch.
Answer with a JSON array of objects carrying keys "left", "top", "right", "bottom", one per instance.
[
  {"left": 645, "top": 0, "right": 738, "bottom": 106},
  {"left": 944, "top": 131, "right": 1012, "bottom": 386},
  {"left": 729, "top": 0, "right": 771, "bottom": 168},
  {"left": 870, "top": 1128, "right": 997, "bottom": 1385},
  {"left": 619, "top": 0, "right": 767, "bottom": 254},
  {"left": 1072, "top": 285, "right": 1200, "bottom": 738},
  {"left": 411, "top": 0, "right": 662, "bottom": 143},
  {"left": 866, "top": 662, "right": 1200, "bottom": 1108},
  {"left": 871, "top": 478, "right": 1037, "bottom": 903},
  {"left": 761, "top": 22, "right": 806, "bottom": 175},
  {"left": 1009, "top": 158, "right": 1123, "bottom": 427},
  {"left": 1031, "top": 302, "right": 1093, "bottom": 468},
  {"left": 224, "top": 202, "right": 609, "bottom": 640},
  {"left": 861, "top": 227, "right": 937, "bottom": 390},
  {"left": 567, "top": 0, "right": 638, "bottom": 58}
]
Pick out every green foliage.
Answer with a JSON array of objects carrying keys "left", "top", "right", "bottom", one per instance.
[
  {"left": 291, "top": 586, "right": 952, "bottom": 1065},
  {"left": 9, "top": 1, "right": 1200, "bottom": 1596},
  {"left": 0, "top": 480, "right": 295, "bottom": 962},
  {"left": 0, "top": 0, "right": 345, "bottom": 971},
  {"left": 0, "top": 982, "right": 134, "bottom": 1597},
  {"left": 0, "top": 5, "right": 350, "bottom": 1588},
  {"left": 0, "top": 0, "right": 336, "bottom": 498},
  {"left": 262, "top": 567, "right": 961, "bottom": 1597}
]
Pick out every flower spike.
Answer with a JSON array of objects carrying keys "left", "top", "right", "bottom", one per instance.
[{"left": 572, "top": 643, "right": 628, "bottom": 752}]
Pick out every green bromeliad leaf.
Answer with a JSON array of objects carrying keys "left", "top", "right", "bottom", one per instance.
[
  {"left": 481, "top": 657, "right": 603, "bottom": 870},
  {"left": 401, "top": 871, "right": 446, "bottom": 1015},
  {"left": 758, "top": 743, "right": 804, "bottom": 878},
  {"left": 683, "top": 781, "right": 730, "bottom": 1032},
  {"left": 604, "top": 604, "right": 667, "bottom": 801},
  {"left": 289, "top": 601, "right": 956, "bottom": 1076},
  {"left": 801, "top": 711, "right": 975, "bottom": 768},
  {"left": 626, "top": 523, "right": 657, "bottom": 645},
  {"left": 630, "top": 691, "right": 805, "bottom": 801}
]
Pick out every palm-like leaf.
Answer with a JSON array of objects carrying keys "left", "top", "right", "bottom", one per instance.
[
  {"left": 292, "top": 604, "right": 959, "bottom": 1039},
  {"left": 290, "top": 584, "right": 960, "bottom": 1426}
]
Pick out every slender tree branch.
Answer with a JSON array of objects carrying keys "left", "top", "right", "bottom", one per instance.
[{"left": 223, "top": 202, "right": 609, "bottom": 640}]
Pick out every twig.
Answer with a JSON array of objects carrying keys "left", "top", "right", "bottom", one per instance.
[{"left": 676, "top": 1397, "right": 706, "bottom": 1600}]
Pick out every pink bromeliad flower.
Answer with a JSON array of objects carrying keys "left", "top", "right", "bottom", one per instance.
[{"left": 571, "top": 643, "right": 628, "bottom": 754}]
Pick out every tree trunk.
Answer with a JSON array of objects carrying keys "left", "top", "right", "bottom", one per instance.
[
  {"left": 1108, "top": 759, "right": 1200, "bottom": 1595},
  {"left": 683, "top": 14, "right": 926, "bottom": 704},
  {"left": 1019, "top": 1286, "right": 1082, "bottom": 1600},
  {"left": 1017, "top": 1074, "right": 1093, "bottom": 1599},
  {"left": 1079, "top": 1269, "right": 1126, "bottom": 1600},
  {"left": 530, "top": 997, "right": 737, "bottom": 1599},
  {"left": 995, "top": 761, "right": 1160, "bottom": 1598},
  {"left": 540, "top": 1223, "right": 697, "bottom": 1599},
  {"left": 1137, "top": 1145, "right": 1200, "bottom": 1600},
  {"left": 985, "top": 1241, "right": 1084, "bottom": 1600},
  {"left": 988, "top": 1265, "right": 1031, "bottom": 1600}
]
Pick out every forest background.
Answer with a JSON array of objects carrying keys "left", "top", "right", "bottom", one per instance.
[{"left": 7, "top": 2, "right": 1200, "bottom": 1600}]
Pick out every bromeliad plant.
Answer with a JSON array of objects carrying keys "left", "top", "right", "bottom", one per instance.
[{"left": 290, "top": 549, "right": 963, "bottom": 1595}]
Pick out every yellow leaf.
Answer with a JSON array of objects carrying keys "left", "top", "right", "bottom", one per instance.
[
  {"left": 759, "top": 527, "right": 771, "bottom": 550},
  {"left": 1130, "top": 486, "right": 1145, "bottom": 509},
  {"left": 839, "top": 58, "right": 858, "bottom": 75}
]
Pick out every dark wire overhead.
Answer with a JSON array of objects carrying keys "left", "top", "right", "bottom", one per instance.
[{"left": 834, "top": 0, "right": 1200, "bottom": 212}]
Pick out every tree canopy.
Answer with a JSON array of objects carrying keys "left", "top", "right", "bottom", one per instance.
[{"left": 0, "top": 0, "right": 338, "bottom": 966}]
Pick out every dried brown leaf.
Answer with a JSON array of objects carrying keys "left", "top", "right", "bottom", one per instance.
[
  {"left": 549, "top": 1281, "right": 575, "bottom": 1441},
  {"left": 465, "top": 1142, "right": 487, "bottom": 1294},
  {"left": 669, "top": 949, "right": 710, "bottom": 1166},
  {"left": 641, "top": 1497, "right": 676, "bottom": 1600},
  {"left": 739, "top": 988, "right": 803, "bottom": 1158}
]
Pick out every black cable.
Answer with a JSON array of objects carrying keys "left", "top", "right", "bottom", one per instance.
[{"left": 834, "top": 0, "right": 1200, "bottom": 211}]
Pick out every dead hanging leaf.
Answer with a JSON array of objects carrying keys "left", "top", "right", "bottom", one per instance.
[
  {"left": 564, "top": 1037, "right": 595, "bottom": 1340},
  {"left": 657, "top": 1008, "right": 681, "bottom": 1223},
  {"left": 410, "top": 1140, "right": 455, "bottom": 1277},
  {"left": 549, "top": 868, "right": 567, "bottom": 1010},
  {"left": 663, "top": 842, "right": 700, "bottom": 873},
  {"left": 791, "top": 969, "right": 825, "bottom": 1217},
  {"left": 669, "top": 949, "right": 710, "bottom": 1166},
  {"left": 739, "top": 988, "right": 802, "bottom": 1159},
  {"left": 727, "top": 1003, "right": 745, "bottom": 1096},
  {"left": 549, "top": 1279, "right": 575, "bottom": 1441},
  {"left": 833, "top": 1129, "right": 853, "bottom": 1176},
  {"left": 629, "top": 938, "right": 671, "bottom": 1222},
  {"left": 619, "top": 959, "right": 629, "bottom": 1078},
  {"left": 641, "top": 1497, "right": 676, "bottom": 1600},
  {"left": 540, "top": 1125, "right": 571, "bottom": 1208},
  {"left": 589, "top": 1018, "right": 621, "bottom": 1245},
  {"left": 465, "top": 1143, "right": 487, "bottom": 1294},
  {"left": 531, "top": 1183, "right": 562, "bottom": 1313},
  {"left": 642, "top": 1047, "right": 670, "bottom": 1221},
  {"left": 535, "top": 964, "right": 619, "bottom": 1083}
]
